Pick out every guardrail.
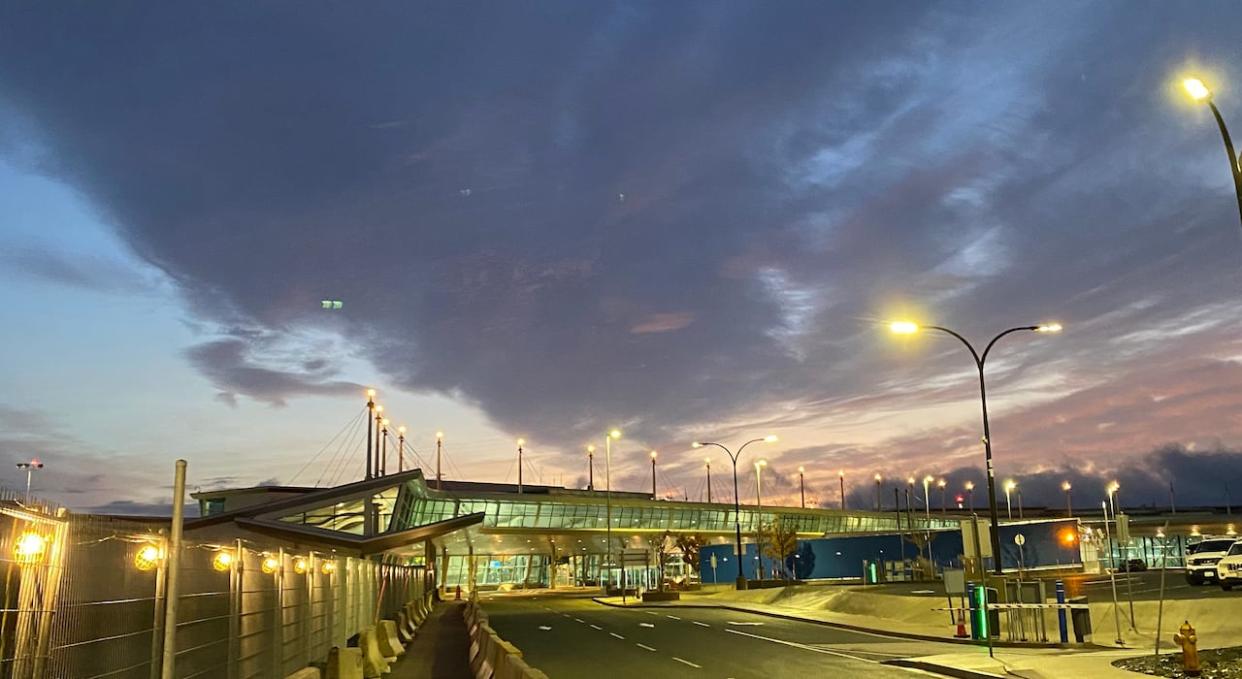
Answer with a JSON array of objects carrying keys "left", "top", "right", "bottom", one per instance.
[{"left": 463, "top": 596, "right": 549, "bottom": 679}]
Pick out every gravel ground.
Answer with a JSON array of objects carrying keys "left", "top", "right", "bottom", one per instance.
[{"left": 1116, "top": 647, "right": 1242, "bottom": 678}]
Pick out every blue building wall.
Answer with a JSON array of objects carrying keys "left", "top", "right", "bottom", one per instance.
[{"left": 700, "top": 519, "right": 1080, "bottom": 581}]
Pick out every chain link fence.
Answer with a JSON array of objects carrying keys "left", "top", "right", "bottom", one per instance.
[{"left": 0, "top": 503, "right": 427, "bottom": 679}]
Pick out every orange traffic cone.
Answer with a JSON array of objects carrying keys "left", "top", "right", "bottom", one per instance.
[{"left": 954, "top": 608, "right": 968, "bottom": 638}]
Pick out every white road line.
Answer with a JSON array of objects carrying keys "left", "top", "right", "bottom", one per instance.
[
  {"left": 574, "top": 618, "right": 585, "bottom": 623},
  {"left": 724, "top": 629, "right": 880, "bottom": 664},
  {"left": 665, "top": 614, "right": 681, "bottom": 620},
  {"left": 726, "top": 621, "right": 764, "bottom": 626},
  {"left": 636, "top": 643, "right": 658, "bottom": 652},
  {"left": 590, "top": 624, "right": 602, "bottom": 630},
  {"left": 672, "top": 657, "right": 701, "bottom": 668},
  {"left": 610, "top": 632, "right": 625, "bottom": 640},
  {"left": 562, "top": 613, "right": 571, "bottom": 618},
  {"left": 645, "top": 611, "right": 660, "bottom": 616},
  {"left": 692, "top": 621, "right": 710, "bottom": 627},
  {"left": 538, "top": 626, "right": 552, "bottom": 631},
  {"left": 639, "top": 622, "right": 655, "bottom": 628}
]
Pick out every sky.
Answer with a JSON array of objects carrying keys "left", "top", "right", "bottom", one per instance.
[{"left": 2, "top": 1, "right": 1242, "bottom": 515}]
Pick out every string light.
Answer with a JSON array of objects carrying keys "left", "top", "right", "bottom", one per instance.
[
  {"left": 13, "top": 532, "right": 47, "bottom": 564},
  {"left": 321, "top": 561, "right": 337, "bottom": 575},
  {"left": 212, "top": 551, "right": 235, "bottom": 572},
  {"left": 261, "top": 556, "right": 280, "bottom": 574},
  {"left": 293, "top": 558, "right": 308, "bottom": 574},
  {"left": 134, "top": 544, "right": 162, "bottom": 571}
]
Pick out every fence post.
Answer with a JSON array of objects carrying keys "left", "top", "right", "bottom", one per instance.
[
  {"left": 272, "top": 547, "right": 285, "bottom": 679},
  {"left": 148, "top": 530, "right": 168, "bottom": 679},
  {"left": 304, "top": 554, "right": 313, "bottom": 665},
  {"left": 160, "top": 459, "right": 188, "bottom": 679}
]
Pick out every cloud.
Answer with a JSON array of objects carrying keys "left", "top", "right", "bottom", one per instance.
[
  {"left": 2, "top": 2, "right": 1242, "bottom": 497},
  {"left": 0, "top": 245, "right": 154, "bottom": 293}
]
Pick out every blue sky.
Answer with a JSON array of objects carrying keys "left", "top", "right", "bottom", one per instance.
[{"left": 2, "top": 1, "right": 1242, "bottom": 513}]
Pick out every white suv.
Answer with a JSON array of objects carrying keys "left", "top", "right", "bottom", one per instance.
[
  {"left": 1186, "top": 537, "right": 1237, "bottom": 585},
  {"left": 1215, "top": 540, "right": 1242, "bottom": 591}
]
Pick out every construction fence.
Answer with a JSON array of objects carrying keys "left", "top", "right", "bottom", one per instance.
[{"left": 0, "top": 499, "right": 427, "bottom": 679}]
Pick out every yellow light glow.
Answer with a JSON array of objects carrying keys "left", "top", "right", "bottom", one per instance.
[
  {"left": 1107, "top": 481, "right": 1120, "bottom": 493},
  {"left": 261, "top": 556, "right": 280, "bottom": 574},
  {"left": 1060, "top": 529, "right": 1078, "bottom": 545},
  {"left": 937, "top": 478, "right": 946, "bottom": 488},
  {"left": 134, "top": 544, "right": 162, "bottom": 572},
  {"left": 212, "top": 551, "right": 234, "bottom": 572},
  {"left": 756, "top": 459, "right": 767, "bottom": 468},
  {"left": 798, "top": 466, "right": 805, "bottom": 474},
  {"left": 13, "top": 532, "right": 46, "bottom": 563},
  {"left": 1061, "top": 481, "right": 1072, "bottom": 491},
  {"left": 366, "top": 388, "right": 376, "bottom": 398},
  {"left": 889, "top": 321, "right": 919, "bottom": 334},
  {"left": 397, "top": 425, "right": 406, "bottom": 434},
  {"left": 874, "top": 473, "right": 882, "bottom": 482},
  {"left": 293, "top": 558, "right": 308, "bottom": 575},
  {"left": 923, "top": 475, "right": 935, "bottom": 484},
  {"left": 587, "top": 444, "right": 596, "bottom": 453},
  {"left": 381, "top": 418, "right": 390, "bottom": 427},
  {"left": 517, "top": 438, "right": 525, "bottom": 447},
  {"left": 907, "top": 477, "right": 915, "bottom": 485},
  {"left": 321, "top": 561, "right": 337, "bottom": 575},
  {"left": 763, "top": 434, "right": 778, "bottom": 443},
  {"left": 839, "top": 469, "right": 845, "bottom": 478},
  {"left": 650, "top": 450, "right": 658, "bottom": 459},
  {"left": 609, "top": 429, "right": 622, "bottom": 440},
  {"left": 375, "top": 405, "right": 383, "bottom": 413},
  {"left": 436, "top": 431, "right": 444, "bottom": 439},
  {"left": 691, "top": 442, "right": 703, "bottom": 448},
  {"left": 1184, "top": 77, "right": 1212, "bottom": 102},
  {"left": 1004, "top": 479, "right": 1017, "bottom": 492},
  {"left": 1036, "top": 323, "right": 1063, "bottom": 333},
  {"left": 705, "top": 458, "right": 712, "bottom": 466},
  {"left": 964, "top": 481, "right": 975, "bottom": 490},
  {"left": 1228, "top": 524, "right": 1237, "bottom": 536}
]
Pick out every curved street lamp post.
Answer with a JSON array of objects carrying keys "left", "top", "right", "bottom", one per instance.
[{"left": 693, "top": 435, "right": 777, "bottom": 589}]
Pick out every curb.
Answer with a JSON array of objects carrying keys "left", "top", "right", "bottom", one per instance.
[
  {"left": 590, "top": 597, "right": 1102, "bottom": 650},
  {"left": 883, "top": 659, "right": 1005, "bottom": 679}
]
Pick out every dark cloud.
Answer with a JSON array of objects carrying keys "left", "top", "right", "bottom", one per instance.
[
  {"left": 3, "top": 2, "right": 1242, "bottom": 494},
  {"left": 0, "top": 246, "right": 154, "bottom": 293}
]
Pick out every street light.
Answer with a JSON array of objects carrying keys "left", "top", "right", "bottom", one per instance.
[
  {"left": 937, "top": 478, "right": 947, "bottom": 514},
  {"left": 1004, "top": 479, "right": 1017, "bottom": 520},
  {"left": 705, "top": 458, "right": 713, "bottom": 503},
  {"left": 839, "top": 470, "right": 846, "bottom": 510},
  {"left": 873, "top": 473, "right": 883, "bottom": 511},
  {"left": 922, "top": 475, "right": 934, "bottom": 519},
  {"left": 604, "top": 429, "right": 621, "bottom": 591},
  {"left": 15, "top": 459, "right": 43, "bottom": 503},
  {"left": 1107, "top": 480, "right": 1121, "bottom": 517},
  {"left": 693, "top": 434, "right": 777, "bottom": 588},
  {"left": 516, "top": 438, "right": 526, "bottom": 494},
  {"left": 964, "top": 481, "right": 975, "bottom": 512},
  {"left": 1062, "top": 481, "right": 1073, "bottom": 518},
  {"left": 1180, "top": 76, "right": 1242, "bottom": 229},
  {"left": 755, "top": 460, "right": 768, "bottom": 580},
  {"left": 798, "top": 466, "right": 806, "bottom": 509},
  {"left": 889, "top": 319, "right": 1062, "bottom": 574},
  {"left": 586, "top": 445, "right": 596, "bottom": 491},
  {"left": 650, "top": 450, "right": 658, "bottom": 498}
]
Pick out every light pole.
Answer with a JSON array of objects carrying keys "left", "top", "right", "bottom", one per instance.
[
  {"left": 604, "top": 429, "right": 621, "bottom": 590},
  {"left": 1017, "top": 486, "right": 1024, "bottom": 519},
  {"left": 890, "top": 320, "right": 1062, "bottom": 574},
  {"left": 15, "top": 459, "right": 43, "bottom": 502},
  {"left": 1004, "top": 479, "right": 1016, "bottom": 520},
  {"left": 937, "top": 478, "right": 947, "bottom": 514},
  {"left": 397, "top": 426, "right": 407, "bottom": 474},
  {"left": 516, "top": 439, "right": 525, "bottom": 494},
  {"left": 922, "top": 475, "right": 933, "bottom": 520},
  {"left": 965, "top": 481, "right": 975, "bottom": 512},
  {"left": 650, "top": 450, "right": 658, "bottom": 498},
  {"left": 705, "top": 458, "right": 713, "bottom": 503},
  {"left": 1062, "top": 481, "right": 1073, "bottom": 518},
  {"left": 693, "top": 434, "right": 777, "bottom": 589},
  {"left": 798, "top": 466, "right": 806, "bottom": 509},
  {"left": 874, "top": 473, "right": 883, "bottom": 511},
  {"left": 1181, "top": 77, "right": 1242, "bottom": 229},
  {"left": 365, "top": 389, "right": 376, "bottom": 480},
  {"left": 380, "top": 418, "right": 390, "bottom": 476},
  {"left": 586, "top": 445, "right": 595, "bottom": 491},
  {"left": 755, "top": 460, "right": 768, "bottom": 579},
  {"left": 435, "top": 431, "right": 444, "bottom": 489},
  {"left": 839, "top": 470, "right": 846, "bottom": 510},
  {"left": 1107, "top": 480, "right": 1120, "bottom": 517}
]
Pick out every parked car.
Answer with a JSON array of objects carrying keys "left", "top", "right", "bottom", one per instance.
[
  {"left": 1186, "top": 537, "right": 1238, "bottom": 585},
  {"left": 1214, "top": 541, "right": 1242, "bottom": 591}
]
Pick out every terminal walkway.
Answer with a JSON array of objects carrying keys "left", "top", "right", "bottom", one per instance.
[{"left": 388, "top": 600, "right": 473, "bottom": 678}]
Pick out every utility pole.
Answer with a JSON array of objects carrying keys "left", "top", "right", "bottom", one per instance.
[
  {"left": 436, "top": 432, "right": 444, "bottom": 490},
  {"left": 517, "top": 439, "right": 525, "bottom": 494},
  {"left": 798, "top": 467, "right": 806, "bottom": 509},
  {"left": 838, "top": 470, "right": 846, "bottom": 510},
  {"left": 397, "top": 426, "right": 406, "bottom": 473},
  {"left": 650, "top": 451, "right": 658, "bottom": 498},
  {"left": 380, "top": 418, "right": 389, "bottom": 476},
  {"left": 373, "top": 405, "right": 384, "bottom": 477},
  {"left": 705, "top": 459, "right": 712, "bottom": 503},
  {"left": 587, "top": 445, "right": 595, "bottom": 491}
]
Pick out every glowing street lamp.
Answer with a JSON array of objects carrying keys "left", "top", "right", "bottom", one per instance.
[
  {"left": 650, "top": 450, "right": 658, "bottom": 498},
  {"left": 586, "top": 445, "right": 596, "bottom": 491},
  {"left": 15, "top": 459, "right": 43, "bottom": 503},
  {"left": 755, "top": 460, "right": 768, "bottom": 579},
  {"left": 937, "top": 478, "right": 947, "bottom": 514},
  {"left": 604, "top": 429, "right": 621, "bottom": 590},
  {"left": 798, "top": 466, "right": 806, "bottom": 509},
  {"left": 693, "top": 434, "right": 777, "bottom": 588},
  {"left": 839, "top": 470, "right": 846, "bottom": 510},
  {"left": 922, "top": 475, "right": 934, "bottom": 519},
  {"left": 1004, "top": 479, "right": 1017, "bottom": 520},
  {"left": 1107, "top": 480, "right": 1121, "bottom": 516},
  {"left": 705, "top": 458, "right": 713, "bottom": 503},
  {"left": 964, "top": 481, "right": 975, "bottom": 512},
  {"left": 1062, "top": 481, "right": 1073, "bottom": 518},
  {"left": 396, "top": 425, "right": 406, "bottom": 474},
  {"left": 365, "top": 389, "right": 377, "bottom": 480},
  {"left": 873, "top": 473, "right": 883, "bottom": 511},
  {"left": 889, "top": 319, "right": 1062, "bottom": 574},
  {"left": 1180, "top": 76, "right": 1242, "bottom": 229},
  {"left": 435, "top": 431, "right": 444, "bottom": 489}
]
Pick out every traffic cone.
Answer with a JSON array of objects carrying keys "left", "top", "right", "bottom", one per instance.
[{"left": 954, "top": 608, "right": 968, "bottom": 638}]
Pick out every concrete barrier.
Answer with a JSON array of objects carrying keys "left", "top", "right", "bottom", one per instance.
[
  {"left": 464, "top": 603, "right": 550, "bottom": 679},
  {"left": 359, "top": 626, "right": 392, "bottom": 678},
  {"left": 285, "top": 668, "right": 323, "bottom": 679},
  {"left": 326, "top": 646, "right": 364, "bottom": 679},
  {"left": 500, "top": 654, "right": 550, "bottom": 679},
  {"left": 397, "top": 609, "right": 415, "bottom": 642},
  {"left": 377, "top": 620, "right": 405, "bottom": 658}
]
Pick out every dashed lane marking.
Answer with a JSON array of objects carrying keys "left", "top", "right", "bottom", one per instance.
[
  {"left": 639, "top": 623, "right": 655, "bottom": 628},
  {"left": 590, "top": 624, "right": 602, "bottom": 630},
  {"left": 666, "top": 615, "right": 681, "bottom": 620},
  {"left": 672, "top": 657, "right": 702, "bottom": 668},
  {"left": 726, "top": 621, "right": 764, "bottom": 626},
  {"left": 692, "top": 621, "right": 710, "bottom": 628},
  {"left": 724, "top": 628, "right": 880, "bottom": 664},
  {"left": 538, "top": 626, "right": 552, "bottom": 631},
  {"left": 574, "top": 618, "right": 585, "bottom": 623},
  {"left": 645, "top": 611, "right": 660, "bottom": 616},
  {"left": 610, "top": 632, "right": 625, "bottom": 640},
  {"left": 636, "top": 643, "right": 657, "bottom": 652}
]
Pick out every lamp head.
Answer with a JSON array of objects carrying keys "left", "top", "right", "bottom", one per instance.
[
  {"left": 1036, "top": 322, "right": 1063, "bottom": 333},
  {"left": 397, "top": 425, "right": 406, "bottom": 435},
  {"left": 375, "top": 404, "right": 383, "bottom": 414},
  {"left": 763, "top": 434, "right": 778, "bottom": 443},
  {"left": 1061, "top": 481, "right": 1072, "bottom": 492},
  {"left": 964, "top": 481, "right": 975, "bottom": 490},
  {"left": 798, "top": 466, "right": 805, "bottom": 474},
  {"left": 381, "top": 418, "right": 389, "bottom": 427},
  {"left": 1184, "top": 77, "right": 1212, "bottom": 102},
  {"left": 691, "top": 441, "right": 703, "bottom": 448},
  {"left": 366, "top": 388, "right": 376, "bottom": 398},
  {"left": 436, "top": 431, "right": 444, "bottom": 440},
  {"left": 756, "top": 459, "right": 767, "bottom": 468},
  {"left": 650, "top": 450, "right": 658, "bottom": 459},
  {"left": 874, "top": 473, "right": 882, "bottom": 482},
  {"left": 937, "top": 478, "right": 946, "bottom": 488},
  {"left": 889, "top": 321, "right": 919, "bottom": 334},
  {"left": 517, "top": 438, "right": 525, "bottom": 447},
  {"left": 609, "top": 429, "right": 622, "bottom": 440},
  {"left": 587, "top": 444, "right": 596, "bottom": 453},
  {"left": 1004, "top": 479, "right": 1017, "bottom": 492}
]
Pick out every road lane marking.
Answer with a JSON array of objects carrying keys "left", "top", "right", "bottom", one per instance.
[
  {"left": 590, "top": 624, "right": 602, "bottom": 630},
  {"left": 692, "top": 621, "right": 710, "bottom": 627},
  {"left": 724, "top": 629, "right": 880, "bottom": 664},
  {"left": 726, "top": 621, "right": 764, "bottom": 626},
  {"left": 574, "top": 618, "right": 585, "bottom": 623},
  {"left": 538, "top": 626, "right": 552, "bottom": 631},
  {"left": 665, "top": 615, "right": 681, "bottom": 620},
  {"left": 645, "top": 611, "right": 660, "bottom": 616},
  {"left": 636, "top": 643, "right": 657, "bottom": 652},
  {"left": 610, "top": 632, "right": 625, "bottom": 640},
  {"left": 562, "top": 614, "right": 571, "bottom": 618},
  {"left": 639, "top": 623, "right": 655, "bottom": 628},
  {"left": 672, "top": 657, "right": 701, "bottom": 668}
]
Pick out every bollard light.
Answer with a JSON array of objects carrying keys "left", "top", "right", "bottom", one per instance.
[
  {"left": 212, "top": 550, "right": 235, "bottom": 572},
  {"left": 134, "top": 543, "right": 163, "bottom": 571},
  {"left": 13, "top": 532, "right": 47, "bottom": 564},
  {"left": 261, "top": 555, "right": 280, "bottom": 574}
]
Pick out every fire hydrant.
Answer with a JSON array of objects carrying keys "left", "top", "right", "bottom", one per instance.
[{"left": 1172, "top": 620, "right": 1201, "bottom": 677}]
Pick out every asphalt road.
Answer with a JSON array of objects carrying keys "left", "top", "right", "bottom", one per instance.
[{"left": 482, "top": 592, "right": 965, "bottom": 678}]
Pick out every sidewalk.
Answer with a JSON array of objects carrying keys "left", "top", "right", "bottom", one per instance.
[
  {"left": 388, "top": 600, "right": 472, "bottom": 678},
  {"left": 891, "top": 647, "right": 1154, "bottom": 679}
]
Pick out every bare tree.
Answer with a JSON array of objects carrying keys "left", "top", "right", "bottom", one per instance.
[
  {"left": 762, "top": 519, "right": 799, "bottom": 580},
  {"left": 675, "top": 533, "right": 707, "bottom": 585}
]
